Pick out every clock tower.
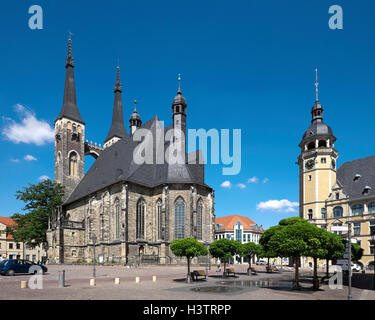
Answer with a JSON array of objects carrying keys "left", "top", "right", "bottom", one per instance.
[{"left": 297, "top": 70, "right": 338, "bottom": 225}]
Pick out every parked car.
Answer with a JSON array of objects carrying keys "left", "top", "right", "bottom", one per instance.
[
  {"left": 329, "top": 263, "right": 362, "bottom": 273},
  {"left": 256, "top": 259, "right": 267, "bottom": 265},
  {"left": 0, "top": 259, "right": 47, "bottom": 276}
]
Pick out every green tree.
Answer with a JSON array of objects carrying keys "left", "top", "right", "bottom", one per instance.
[
  {"left": 8, "top": 179, "right": 64, "bottom": 248},
  {"left": 241, "top": 242, "right": 262, "bottom": 275},
  {"left": 262, "top": 217, "right": 314, "bottom": 289},
  {"left": 209, "top": 239, "right": 242, "bottom": 277},
  {"left": 323, "top": 232, "right": 345, "bottom": 277},
  {"left": 170, "top": 238, "right": 208, "bottom": 283},
  {"left": 350, "top": 242, "right": 364, "bottom": 263}
]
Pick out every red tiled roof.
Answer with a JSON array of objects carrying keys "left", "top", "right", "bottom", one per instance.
[
  {"left": 0, "top": 217, "right": 16, "bottom": 240},
  {"left": 215, "top": 215, "right": 262, "bottom": 232},
  {"left": 0, "top": 217, "right": 16, "bottom": 227}
]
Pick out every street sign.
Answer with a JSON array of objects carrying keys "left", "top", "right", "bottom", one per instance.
[
  {"left": 337, "top": 259, "right": 349, "bottom": 265},
  {"left": 331, "top": 226, "right": 349, "bottom": 232},
  {"left": 343, "top": 253, "right": 349, "bottom": 259}
]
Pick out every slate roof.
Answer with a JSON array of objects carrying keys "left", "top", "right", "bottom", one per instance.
[
  {"left": 64, "top": 117, "right": 208, "bottom": 205},
  {"left": 337, "top": 155, "right": 375, "bottom": 200},
  {"left": 56, "top": 39, "right": 84, "bottom": 124},
  {"left": 302, "top": 119, "right": 334, "bottom": 141},
  {"left": 104, "top": 67, "right": 127, "bottom": 142}
]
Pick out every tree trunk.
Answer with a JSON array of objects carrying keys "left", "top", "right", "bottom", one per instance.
[
  {"left": 326, "top": 259, "right": 329, "bottom": 278},
  {"left": 247, "top": 255, "right": 252, "bottom": 275},
  {"left": 313, "top": 257, "right": 319, "bottom": 290},
  {"left": 294, "top": 256, "right": 300, "bottom": 290},
  {"left": 223, "top": 260, "right": 227, "bottom": 278},
  {"left": 187, "top": 257, "right": 191, "bottom": 283}
]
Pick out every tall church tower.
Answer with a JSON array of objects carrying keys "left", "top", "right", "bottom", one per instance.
[
  {"left": 297, "top": 69, "right": 338, "bottom": 225},
  {"left": 54, "top": 37, "right": 85, "bottom": 201}
]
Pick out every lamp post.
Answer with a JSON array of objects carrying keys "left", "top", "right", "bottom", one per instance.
[
  {"left": 371, "top": 224, "right": 375, "bottom": 291},
  {"left": 91, "top": 234, "right": 97, "bottom": 278}
]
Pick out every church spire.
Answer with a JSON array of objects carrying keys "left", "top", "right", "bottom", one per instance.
[
  {"left": 56, "top": 36, "right": 84, "bottom": 124},
  {"left": 104, "top": 66, "right": 127, "bottom": 144}
]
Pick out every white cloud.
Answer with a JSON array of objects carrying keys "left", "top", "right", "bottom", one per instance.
[
  {"left": 220, "top": 180, "right": 232, "bottom": 188},
  {"left": 2, "top": 104, "right": 54, "bottom": 146},
  {"left": 248, "top": 176, "right": 259, "bottom": 183},
  {"left": 236, "top": 183, "right": 246, "bottom": 189},
  {"left": 262, "top": 178, "right": 269, "bottom": 183},
  {"left": 24, "top": 155, "right": 37, "bottom": 161},
  {"left": 256, "top": 199, "right": 299, "bottom": 213},
  {"left": 38, "top": 175, "right": 50, "bottom": 181},
  {"left": 10, "top": 158, "right": 20, "bottom": 163}
]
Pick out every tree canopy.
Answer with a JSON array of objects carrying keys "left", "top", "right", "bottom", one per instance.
[
  {"left": 170, "top": 238, "right": 208, "bottom": 283},
  {"left": 8, "top": 179, "right": 64, "bottom": 248}
]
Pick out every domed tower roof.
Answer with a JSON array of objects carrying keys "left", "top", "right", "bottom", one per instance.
[
  {"left": 300, "top": 69, "right": 335, "bottom": 145},
  {"left": 172, "top": 74, "right": 187, "bottom": 106}
]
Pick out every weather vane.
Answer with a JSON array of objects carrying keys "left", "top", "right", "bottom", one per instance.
[{"left": 315, "top": 68, "right": 319, "bottom": 101}]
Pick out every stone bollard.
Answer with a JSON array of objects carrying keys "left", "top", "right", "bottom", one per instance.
[
  {"left": 58, "top": 270, "right": 65, "bottom": 288},
  {"left": 115, "top": 278, "right": 120, "bottom": 285},
  {"left": 21, "top": 281, "right": 28, "bottom": 289},
  {"left": 152, "top": 276, "right": 157, "bottom": 282},
  {"left": 90, "top": 278, "right": 96, "bottom": 287},
  {"left": 135, "top": 277, "right": 140, "bottom": 283}
]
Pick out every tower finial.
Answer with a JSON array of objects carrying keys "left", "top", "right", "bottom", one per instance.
[
  {"left": 114, "top": 65, "right": 122, "bottom": 92},
  {"left": 315, "top": 68, "right": 319, "bottom": 102},
  {"left": 178, "top": 73, "right": 181, "bottom": 94},
  {"left": 134, "top": 99, "right": 137, "bottom": 112},
  {"left": 66, "top": 33, "right": 74, "bottom": 68}
]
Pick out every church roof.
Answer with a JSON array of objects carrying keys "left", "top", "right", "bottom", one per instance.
[
  {"left": 64, "top": 116, "right": 209, "bottom": 205},
  {"left": 337, "top": 155, "right": 375, "bottom": 200}
]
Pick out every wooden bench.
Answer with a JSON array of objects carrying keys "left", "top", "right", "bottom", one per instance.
[
  {"left": 191, "top": 270, "right": 207, "bottom": 280},
  {"left": 224, "top": 267, "right": 236, "bottom": 277}
]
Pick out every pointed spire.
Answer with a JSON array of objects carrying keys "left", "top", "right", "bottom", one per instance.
[
  {"left": 315, "top": 68, "right": 319, "bottom": 102},
  {"left": 311, "top": 68, "right": 323, "bottom": 122},
  {"left": 177, "top": 73, "right": 182, "bottom": 94},
  {"left": 104, "top": 66, "right": 127, "bottom": 142},
  {"left": 56, "top": 36, "right": 84, "bottom": 124}
]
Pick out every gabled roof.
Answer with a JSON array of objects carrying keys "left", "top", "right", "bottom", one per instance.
[
  {"left": 0, "top": 217, "right": 16, "bottom": 240},
  {"left": 64, "top": 117, "right": 209, "bottom": 205},
  {"left": 337, "top": 155, "right": 375, "bottom": 200},
  {"left": 215, "top": 215, "right": 262, "bottom": 232}
]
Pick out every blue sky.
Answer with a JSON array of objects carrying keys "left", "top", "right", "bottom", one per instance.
[{"left": 1, "top": 0, "right": 375, "bottom": 228}]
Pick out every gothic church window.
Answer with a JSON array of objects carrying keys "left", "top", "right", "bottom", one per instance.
[
  {"left": 136, "top": 199, "right": 145, "bottom": 239},
  {"left": 157, "top": 200, "right": 163, "bottom": 240},
  {"left": 174, "top": 197, "right": 185, "bottom": 239},
  {"left": 115, "top": 198, "right": 120, "bottom": 239},
  {"left": 69, "top": 152, "right": 78, "bottom": 176},
  {"left": 196, "top": 199, "right": 203, "bottom": 240}
]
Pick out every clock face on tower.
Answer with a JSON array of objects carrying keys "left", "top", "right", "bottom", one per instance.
[
  {"left": 305, "top": 159, "right": 315, "bottom": 171},
  {"left": 331, "top": 159, "right": 336, "bottom": 169}
]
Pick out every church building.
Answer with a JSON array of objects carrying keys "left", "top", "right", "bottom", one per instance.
[
  {"left": 298, "top": 70, "right": 375, "bottom": 270},
  {"left": 46, "top": 38, "right": 215, "bottom": 264}
]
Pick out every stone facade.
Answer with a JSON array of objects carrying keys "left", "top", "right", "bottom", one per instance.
[{"left": 47, "top": 182, "right": 214, "bottom": 264}]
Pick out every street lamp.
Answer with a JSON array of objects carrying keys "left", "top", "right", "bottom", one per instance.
[
  {"left": 371, "top": 223, "right": 375, "bottom": 291},
  {"left": 91, "top": 234, "right": 97, "bottom": 278}
]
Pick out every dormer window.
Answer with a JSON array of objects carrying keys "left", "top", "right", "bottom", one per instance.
[
  {"left": 363, "top": 186, "right": 371, "bottom": 195},
  {"left": 335, "top": 192, "right": 340, "bottom": 200},
  {"left": 354, "top": 174, "right": 361, "bottom": 181}
]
